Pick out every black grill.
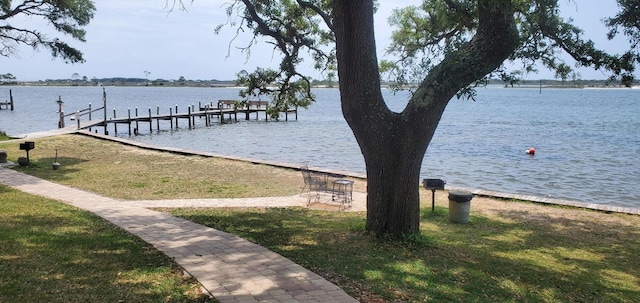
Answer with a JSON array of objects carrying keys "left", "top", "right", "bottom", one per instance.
[{"left": 423, "top": 178, "right": 445, "bottom": 190}]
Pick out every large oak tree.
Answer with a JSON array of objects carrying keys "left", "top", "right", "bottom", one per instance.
[{"left": 198, "top": 0, "right": 632, "bottom": 236}]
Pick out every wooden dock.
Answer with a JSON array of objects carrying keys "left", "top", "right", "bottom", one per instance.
[
  {"left": 71, "top": 99, "right": 297, "bottom": 136},
  {"left": 0, "top": 89, "right": 14, "bottom": 110}
]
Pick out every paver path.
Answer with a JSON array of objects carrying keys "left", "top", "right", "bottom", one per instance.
[{"left": 0, "top": 167, "right": 359, "bottom": 303}]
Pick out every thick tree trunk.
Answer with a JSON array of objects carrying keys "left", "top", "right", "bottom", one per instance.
[
  {"left": 360, "top": 129, "right": 432, "bottom": 235},
  {"left": 333, "top": 0, "right": 434, "bottom": 236},
  {"left": 333, "top": 0, "right": 519, "bottom": 236}
]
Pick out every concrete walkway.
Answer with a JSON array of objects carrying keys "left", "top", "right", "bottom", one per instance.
[{"left": 0, "top": 167, "right": 359, "bottom": 303}]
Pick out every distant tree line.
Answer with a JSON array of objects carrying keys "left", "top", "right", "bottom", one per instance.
[
  {"left": 16, "top": 77, "right": 237, "bottom": 87},
  {"left": 1, "top": 74, "right": 633, "bottom": 88},
  {"left": 0, "top": 73, "right": 17, "bottom": 85}
]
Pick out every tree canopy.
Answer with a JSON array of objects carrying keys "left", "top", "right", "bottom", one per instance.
[
  {"left": 196, "top": 0, "right": 634, "bottom": 236},
  {"left": 605, "top": 0, "right": 640, "bottom": 84},
  {"left": 381, "top": 0, "right": 635, "bottom": 91},
  {"left": 0, "top": 0, "right": 96, "bottom": 63}
]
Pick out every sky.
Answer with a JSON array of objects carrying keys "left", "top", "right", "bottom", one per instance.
[{"left": 0, "top": 0, "right": 629, "bottom": 82}]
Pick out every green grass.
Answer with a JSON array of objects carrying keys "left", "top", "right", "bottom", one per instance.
[
  {"left": 0, "top": 185, "right": 213, "bottom": 302},
  {"left": 164, "top": 206, "right": 640, "bottom": 303},
  {"left": 2, "top": 133, "right": 640, "bottom": 302},
  {"left": 0, "top": 134, "right": 303, "bottom": 199},
  {"left": 0, "top": 130, "right": 9, "bottom": 141}
]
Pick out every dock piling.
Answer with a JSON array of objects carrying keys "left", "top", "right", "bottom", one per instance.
[
  {"left": 70, "top": 98, "right": 297, "bottom": 136},
  {"left": 156, "top": 106, "right": 160, "bottom": 131},
  {"left": 135, "top": 108, "right": 139, "bottom": 131},
  {"left": 113, "top": 108, "right": 118, "bottom": 135},
  {"left": 175, "top": 104, "right": 179, "bottom": 128},
  {"left": 169, "top": 107, "right": 174, "bottom": 129}
]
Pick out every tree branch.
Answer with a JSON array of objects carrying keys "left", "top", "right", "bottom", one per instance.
[
  {"left": 412, "top": 0, "right": 519, "bottom": 108},
  {"left": 296, "top": 0, "right": 333, "bottom": 31}
]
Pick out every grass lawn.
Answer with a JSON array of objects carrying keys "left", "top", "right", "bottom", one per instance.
[
  {"left": 1, "top": 134, "right": 639, "bottom": 302},
  {"left": 0, "top": 130, "right": 9, "bottom": 141},
  {"left": 0, "top": 134, "right": 303, "bottom": 200},
  {"left": 164, "top": 206, "right": 640, "bottom": 302},
  {"left": 0, "top": 185, "right": 213, "bottom": 302}
]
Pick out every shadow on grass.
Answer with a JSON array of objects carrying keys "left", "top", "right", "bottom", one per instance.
[
  {"left": 11, "top": 156, "right": 88, "bottom": 181},
  {"left": 168, "top": 206, "right": 639, "bottom": 303},
  {"left": 482, "top": 209, "right": 640, "bottom": 300},
  {"left": 419, "top": 207, "right": 640, "bottom": 302},
  {"left": 0, "top": 191, "right": 211, "bottom": 303}
]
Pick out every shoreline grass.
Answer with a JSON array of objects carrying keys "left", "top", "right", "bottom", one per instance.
[
  {"left": 1, "top": 134, "right": 639, "bottom": 302},
  {"left": 0, "top": 130, "right": 9, "bottom": 141},
  {"left": 0, "top": 134, "right": 303, "bottom": 200}
]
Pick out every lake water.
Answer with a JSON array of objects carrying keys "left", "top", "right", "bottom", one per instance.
[{"left": 1, "top": 85, "right": 639, "bottom": 208}]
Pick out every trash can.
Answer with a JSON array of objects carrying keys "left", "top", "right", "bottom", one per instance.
[{"left": 448, "top": 190, "right": 474, "bottom": 223}]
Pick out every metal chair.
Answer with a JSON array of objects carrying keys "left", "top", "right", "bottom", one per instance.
[{"left": 300, "top": 164, "right": 328, "bottom": 205}]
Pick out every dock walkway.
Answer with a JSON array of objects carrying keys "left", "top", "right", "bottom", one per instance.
[
  {"left": 0, "top": 89, "right": 14, "bottom": 110},
  {"left": 71, "top": 99, "right": 297, "bottom": 136}
]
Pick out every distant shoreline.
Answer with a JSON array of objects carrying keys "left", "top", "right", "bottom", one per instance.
[{"left": 1, "top": 78, "right": 636, "bottom": 89}]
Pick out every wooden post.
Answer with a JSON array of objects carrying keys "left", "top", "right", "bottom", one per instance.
[
  {"left": 205, "top": 106, "right": 209, "bottom": 126},
  {"left": 113, "top": 108, "right": 118, "bottom": 135},
  {"left": 135, "top": 107, "right": 139, "bottom": 130},
  {"left": 234, "top": 104, "right": 238, "bottom": 122},
  {"left": 9, "top": 89, "right": 14, "bottom": 111},
  {"left": 191, "top": 104, "right": 196, "bottom": 126},
  {"left": 539, "top": 79, "right": 542, "bottom": 94},
  {"left": 56, "top": 96, "right": 64, "bottom": 128},
  {"left": 175, "top": 104, "right": 179, "bottom": 128},
  {"left": 169, "top": 107, "right": 173, "bottom": 129},
  {"left": 87, "top": 103, "right": 92, "bottom": 132},
  {"left": 127, "top": 108, "right": 132, "bottom": 135},
  {"left": 148, "top": 108, "right": 152, "bottom": 132},
  {"left": 103, "top": 87, "right": 108, "bottom": 135},
  {"left": 188, "top": 106, "right": 192, "bottom": 129},
  {"left": 156, "top": 106, "right": 160, "bottom": 131}
]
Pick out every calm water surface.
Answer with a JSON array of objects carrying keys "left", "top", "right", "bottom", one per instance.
[{"left": 1, "top": 85, "right": 638, "bottom": 208}]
